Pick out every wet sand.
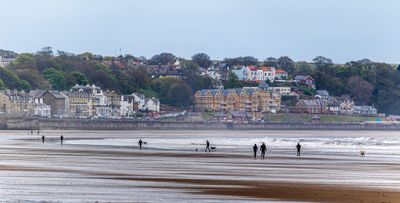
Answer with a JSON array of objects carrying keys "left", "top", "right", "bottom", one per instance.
[{"left": 1, "top": 130, "right": 400, "bottom": 202}]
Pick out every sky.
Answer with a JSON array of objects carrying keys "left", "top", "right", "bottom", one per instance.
[{"left": 0, "top": 0, "right": 399, "bottom": 63}]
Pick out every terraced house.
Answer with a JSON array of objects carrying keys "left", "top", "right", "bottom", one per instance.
[{"left": 194, "top": 85, "right": 281, "bottom": 116}]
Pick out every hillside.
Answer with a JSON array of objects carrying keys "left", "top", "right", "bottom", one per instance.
[{"left": 0, "top": 48, "right": 399, "bottom": 114}]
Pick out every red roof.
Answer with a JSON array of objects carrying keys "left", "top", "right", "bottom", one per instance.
[
  {"left": 276, "top": 69, "right": 287, "bottom": 73},
  {"left": 247, "top": 65, "right": 258, "bottom": 70},
  {"left": 260, "top": 66, "right": 274, "bottom": 71}
]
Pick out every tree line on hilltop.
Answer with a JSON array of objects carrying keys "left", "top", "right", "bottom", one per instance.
[{"left": 0, "top": 47, "right": 399, "bottom": 114}]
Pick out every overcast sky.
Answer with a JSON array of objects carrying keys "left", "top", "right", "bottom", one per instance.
[{"left": 0, "top": 0, "right": 399, "bottom": 63}]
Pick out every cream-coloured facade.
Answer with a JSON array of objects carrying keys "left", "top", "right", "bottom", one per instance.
[
  {"left": 0, "top": 90, "right": 35, "bottom": 116},
  {"left": 194, "top": 87, "right": 281, "bottom": 114}
]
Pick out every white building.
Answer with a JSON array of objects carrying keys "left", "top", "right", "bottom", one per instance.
[
  {"left": 29, "top": 90, "right": 51, "bottom": 117},
  {"left": 0, "top": 56, "right": 15, "bottom": 68},
  {"left": 120, "top": 95, "right": 136, "bottom": 117},
  {"left": 120, "top": 93, "right": 160, "bottom": 116},
  {"left": 268, "top": 87, "right": 291, "bottom": 95},
  {"left": 232, "top": 66, "right": 275, "bottom": 82},
  {"left": 145, "top": 98, "right": 160, "bottom": 112},
  {"left": 34, "top": 103, "right": 51, "bottom": 117}
]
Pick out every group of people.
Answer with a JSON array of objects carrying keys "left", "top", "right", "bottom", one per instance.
[
  {"left": 253, "top": 142, "right": 301, "bottom": 159},
  {"left": 205, "top": 140, "right": 303, "bottom": 159},
  {"left": 34, "top": 131, "right": 64, "bottom": 145}
]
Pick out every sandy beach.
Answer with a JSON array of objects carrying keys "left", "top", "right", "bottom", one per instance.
[{"left": 0, "top": 130, "right": 400, "bottom": 202}]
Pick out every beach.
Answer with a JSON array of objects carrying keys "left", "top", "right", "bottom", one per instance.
[{"left": 0, "top": 130, "right": 400, "bottom": 202}]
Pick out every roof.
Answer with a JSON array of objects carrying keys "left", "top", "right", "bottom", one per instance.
[
  {"left": 29, "top": 90, "right": 46, "bottom": 98},
  {"left": 296, "top": 99, "right": 328, "bottom": 107},
  {"left": 295, "top": 75, "right": 313, "bottom": 81},
  {"left": 198, "top": 89, "right": 221, "bottom": 96},
  {"left": 316, "top": 90, "right": 329, "bottom": 97},
  {"left": 65, "top": 91, "right": 91, "bottom": 98},
  {"left": 229, "top": 111, "right": 251, "bottom": 118},
  {"left": 247, "top": 65, "right": 258, "bottom": 71},
  {"left": 258, "top": 81, "right": 269, "bottom": 89},
  {"left": 260, "top": 66, "right": 274, "bottom": 72},
  {"left": 44, "top": 90, "right": 66, "bottom": 99},
  {"left": 276, "top": 69, "right": 287, "bottom": 73}
]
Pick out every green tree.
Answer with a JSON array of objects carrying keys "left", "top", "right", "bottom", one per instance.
[
  {"left": 36, "top": 47, "right": 53, "bottom": 57},
  {"left": 192, "top": 53, "right": 212, "bottom": 68},
  {"left": 148, "top": 53, "right": 176, "bottom": 65},
  {"left": 43, "top": 68, "right": 68, "bottom": 90},
  {"left": 264, "top": 57, "right": 279, "bottom": 67},
  {"left": 71, "top": 71, "right": 89, "bottom": 85},
  {"left": 277, "top": 56, "right": 294, "bottom": 73},
  {"left": 0, "top": 68, "right": 26, "bottom": 89},
  {"left": 167, "top": 82, "right": 193, "bottom": 107},
  {"left": 347, "top": 76, "right": 373, "bottom": 105},
  {"left": 313, "top": 56, "right": 333, "bottom": 69},
  {"left": 223, "top": 72, "right": 243, "bottom": 88}
]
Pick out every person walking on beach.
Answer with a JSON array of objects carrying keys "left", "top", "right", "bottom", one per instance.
[
  {"left": 37, "top": 130, "right": 40, "bottom": 135},
  {"left": 41, "top": 135, "right": 45, "bottom": 143},
  {"left": 296, "top": 142, "right": 301, "bottom": 156},
  {"left": 138, "top": 139, "right": 143, "bottom": 150},
  {"left": 253, "top": 144, "right": 258, "bottom": 159},
  {"left": 31, "top": 130, "right": 33, "bottom": 135},
  {"left": 260, "top": 142, "right": 266, "bottom": 159},
  {"left": 205, "top": 140, "right": 211, "bottom": 152},
  {"left": 60, "top": 135, "right": 64, "bottom": 145}
]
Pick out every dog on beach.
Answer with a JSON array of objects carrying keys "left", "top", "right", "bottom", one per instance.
[{"left": 360, "top": 150, "right": 365, "bottom": 157}]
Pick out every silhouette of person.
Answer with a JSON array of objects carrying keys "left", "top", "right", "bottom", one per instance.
[
  {"left": 37, "top": 130, "right": 40, "bottom": 135},
  {"left": 60, "top": 135, "right": 64, "bottom": 145},
  {"left": 296, "top": 142, "right": 301, "bottom": 156},
  {"left": 260, "top": 142, "right": 266, "bottom": 159},
  {"left": 138, "top": 139, "right": 143, "bottom": 150},
  {"left": 41, "top": 135, "right": 45, "bottom": 143},
  {"left": 205, "top": 140, "right": 211, "bottom": 152},
  {"left": 31, "top": 130, "right": 33, "bottom": 135},
  {"left": 253, "top": 144, "right": 258, "bottom": 159}
]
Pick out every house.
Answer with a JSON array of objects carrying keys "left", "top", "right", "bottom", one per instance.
[
  {"left": 327, "top": 97, "right": 340, "bottom": 114},
  {"left": 120, "top": 95, "right": 138, "bottom": 117},
  {"left": 353, "top": 106, "right": 378, "bottom": 116},
  {"left": 145, "top": 98, "right": 160, "bottom": 112},
  {"left": 231, "top": 66, "right": 249, "bottom": 80},
  {"left": 213, "top": 111, "right": 252, "bottom": 123},
  {"left": 258, "top": 81, "right": 269, "bottom": 90},
  {"left": 103, "top": 90, "right": 121, "bottom": 117},
  {"left": 260, "top": 66, "right": 276, "bottom": 82},
  {"left": 275, "top": 69, "right": 288, "bottom": 79},
  {"left": 295, "top": 75, "right": 315, "bottom": 88},
  {"left": 130, "top": 93, "right": 160, "bottom": 112},
  {"left": 293, "top": 99, "right": 328, "bottom": 114},
  {"left": 227, "top": 111, "right": 252, "bottom": 123},
  {"left": 0, "top": 56, "right": 15, "bottom": 68},
  {"left": 268, "top": 87, "right": 291, "bottom": 96},
  {"left": 194, "top": 86, "right": 281, "bottom": 115},
  {"left": 29, "top": 90, "right": 51, "bottom": 117},
  {"left": 40, "top": 91, "right": 69, "bottom": 117},
  {"left": 202, "top": 69, "right": 221, "bottom": 80},
  {"left": 0, "top": 90, "right": 35, "bottom": 116},
  {"left": 315, "top": 90, "right": 329, "bottom": 99},
  {"left": 231, "top": 66, "right": 276, "bottom": 82},
  {"left": 336, "top": 95, "right": 354, "bottom": 115},
  {"left": 64, "top": 91, "right": 93, "bottom": 118},
  {"left": 71, "top": 84, "right": 106, "bottom": 108}
]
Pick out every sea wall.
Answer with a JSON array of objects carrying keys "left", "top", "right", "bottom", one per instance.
[{"left": 1, "top": 117, "right": 400, "bottom": 131}]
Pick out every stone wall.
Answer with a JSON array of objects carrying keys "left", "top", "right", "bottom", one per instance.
[{"left": 1, "top": 117, "right": 400, "bottom": 131}]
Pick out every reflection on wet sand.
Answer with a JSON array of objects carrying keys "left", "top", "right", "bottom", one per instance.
[{"left": 0, "top": 130, "right": 400, "bottom": 202}]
